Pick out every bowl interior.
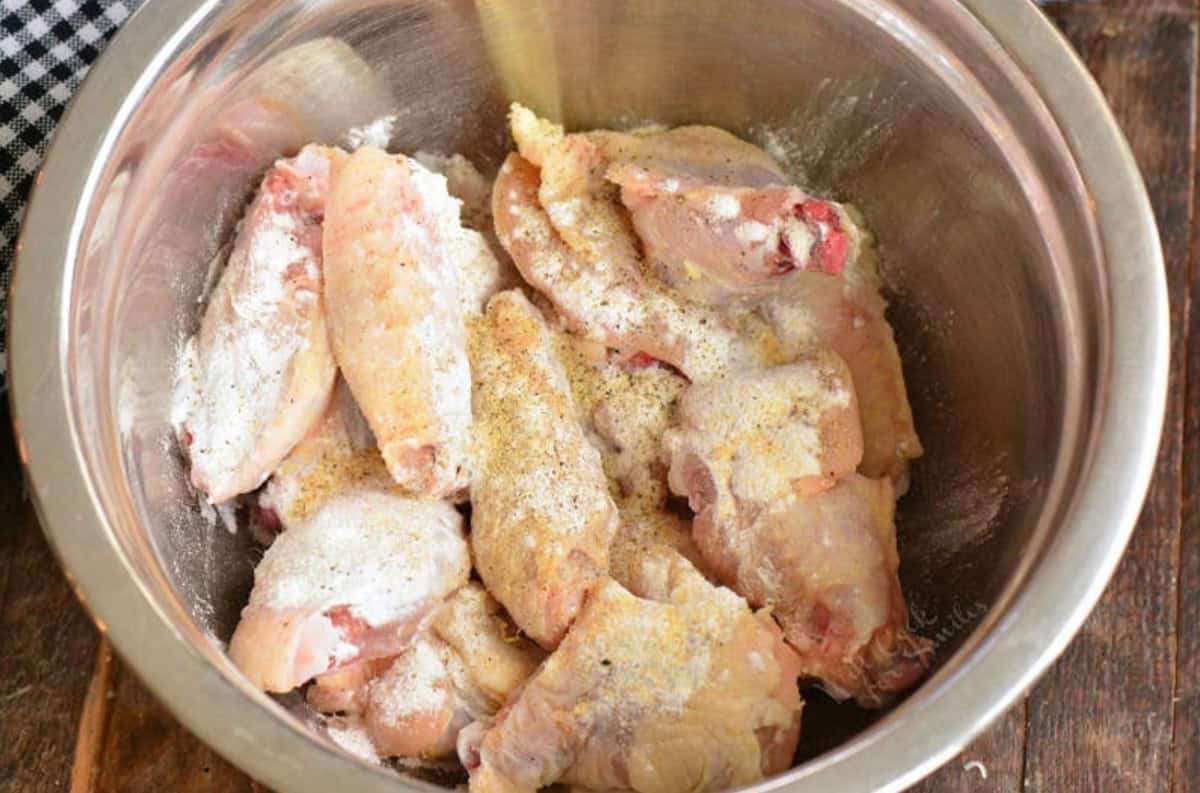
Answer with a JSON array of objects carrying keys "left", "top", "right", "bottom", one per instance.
[{"left": 64, "top": 0, "right": 1099, "bottom": 784}]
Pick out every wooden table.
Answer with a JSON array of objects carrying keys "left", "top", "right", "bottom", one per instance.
[{"left": 1, "top": 1, "right": 1196, "bottom": 791}]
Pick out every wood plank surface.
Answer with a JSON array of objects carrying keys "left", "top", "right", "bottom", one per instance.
[
  {"left": 87, "top": 655, "right": 262, "bottom": 793},
  {"left": 1026, "top": 4, "right": 1196, "bottom": 793},
  {"left": 0, "top": 405, "right": 102, "bottom": 793},
  {"left": 1179, "top": 0, "right": 1200, "bottom": 783},
  {"left": 907, "top": 706, "right": 1026, "bottom": 793},
  {"left": 3, "top": 2, "right": 1198, "bottom": 793}
]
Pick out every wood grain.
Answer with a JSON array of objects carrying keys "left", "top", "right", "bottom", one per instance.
[
  {"left": 89, "top": 657, "right": 263, "bottom": 793},
  {"left": 1026, "top": 4, "right": 1196, "bottom": 793},
  {"left": 907, "top": 706, "right": 1026, "bottom": 793},
  {"left": 0, "top": 405, "right": 102, "bottom": 793},
  {"left": 1178, "top": 0, "right": 1200, "bottom": 784}
]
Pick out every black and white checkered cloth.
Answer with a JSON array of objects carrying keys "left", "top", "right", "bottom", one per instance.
[{"left": 0, "top": 0, "right": 142, "bottom": 377}]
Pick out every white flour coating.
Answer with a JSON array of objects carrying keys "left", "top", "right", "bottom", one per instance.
[
  {"left": 398, "top": 161, "right": 475, "bottom": 487},
  {"left": 171, "top": 147, "right": 337, "bottom": 504},
  {"left": 344, "top": 114, "right": 396, "bottom": 150},
  {"left": 456, "top": 229, "right": 506, "bottom": 315},
  {"left": 664, "top": 360, "right": 853, "bottom": 519},
  {"left": 734, "top": 221, "right": 770, "bottom": 245},
  {"left": 368, "top": 635, "right": 452, "bottom": 721},
  {"left": 248, "top": 491, "right": 468, "bottom": 627},
  {"left": 704, "top": 192, "right": 741, "bottom": 221},
  {"left": 408, "top": 153, "right": 506, "bottom": 315},
  {"left": 325, "top": 717, "right": 381, "bottom": 764},
  {"left": 504, "top": 181, "right": 743, "bottom": 382}
]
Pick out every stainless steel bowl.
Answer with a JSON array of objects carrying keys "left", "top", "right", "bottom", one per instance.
[{"left": 9, "top": 1, "right": 1167, "bottom": 791}]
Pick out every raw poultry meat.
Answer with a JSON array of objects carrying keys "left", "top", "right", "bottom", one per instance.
[
  {"left": 179, "top": 102, "right": 933, "bottom": 787},
  {"left": 306, "top": 583, "right": 544, "bottom": 760},
  {"left": 513, "top": 103, "right": 851, "bottom": 306},
  {"left": 554, "top": 336, "right": 700, "bottom": 586},
  {"left": 414, "top": 151, "right": 521, "bottom": 314},
  {"left": 173, "top": 145, "right": 344, "bottom": 504},
  {"left": 227, "top": 491, "right": 469, "bottom": 693},
  {"left": 323, "top": 146, "right": 478, "bottom": 498},
  {"left": 460, "top": 550, "right": 803, "bottom": 793},
  {"left": 663, "top": 353, "right": 864, "bottom": 503},
  {"left": 724, "top": 474, "right": 930, "bottom": 706},
  {"left": 492, "top": 152, "right": 749, "bottom": 382},
  {"left": 663, "top": 358, "right": 929, "bottom": 705},
  {"left": 609, "top": 163, "right": 854, "bottom": 304},
  {"left": 760, "top": 232, "right": 922, "bottom": 482},
  {"left": 258, "top": 377, "right": 392, "bottom": 532},
  {"left": 468, "top": 289, "right": 619, "bottom": 649}
]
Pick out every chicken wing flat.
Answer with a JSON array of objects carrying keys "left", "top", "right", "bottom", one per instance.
[
  {"left": 259, "top": 377, "right": 392, "bottom": 532},
  {"left": 323, "top": 146, "right": 474, "bottom": 498},
  {"left": 461, "top": 553, "right": 803, "bottom": 793},
  {"left": 664, "top": 359, "right": 929, "bottom": 705},
  {"left": 173, "top": 145, "right": 344, "bottom": 504},
  {"left": 228, "top": 491, "right": 469, "bottom": 693},
  {"left": 469, "top": 289, "right": 619, "bottom": 649}
]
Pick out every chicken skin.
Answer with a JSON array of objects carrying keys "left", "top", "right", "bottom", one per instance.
[
  {"left": 663, "top": 353, "right": 864, "bottom": 503},
  {"left": 554, "top": 336, "right": 699, "bottom": 586},
  {"left": 760, "top": 232, "right": 922, "bottom": 482},
  {"left": 227, "top": 491, "right": 469, "bottom": 693},
  {"left": 492, "top": 152, "right": 747, "bottom": 382},
  {"left": 663, "top": 359, "right": 929, "bottom": 705},
  {"left": 609, "top": 163, "right": 853, "bottom": 304},
  {"left": 258, "top": 377, "right": 392, "bottom": 532},
  {"left": 173, "top": 145, "right": 343, "bottom": 504},
  {"left": 307, "top": 583, "right": 544, "bottom": 760},
  {"left": 323, "top": 146, "right": 475, "bottom": 498},
  {"left": 468, "top": 290, "right": 620, "bottom": 649},
  {"left": 461, "top": 552, "right": 803, "bottom": 793}
]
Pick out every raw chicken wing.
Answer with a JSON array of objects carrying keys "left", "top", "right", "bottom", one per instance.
[
  {"left": 727, "top": 475, "right": 929, "bottom": 705},
  {"left": 308, "top": 583, "right": 544, "bottom": 760},
  {"left": 492, "top": 153, "right": 748, "bottom": 382},
  {"left": 173, "top": 145, "right": 344, "bottom": 503},
  {"left": 469, "top": 290, "right": 619, "bottom": 648},
  {"left": 461, "top": 552, "right": 803, "bottom": 793},
  {"left": 367, "top": 584, "right": 545, "bottom": 759},
  {"left": 258, "top": 377, "right": 392, "bottom": 531},
  {"left": 555, "top": 337, "right": 700, "bottom": 585},
  {"left": 228, "top": 491, "right": 469, "bottom": 693},
  {"left": 363, "top": 634, "right": 477, "bottom": 759},
  {"left": 414, "top": 151, "right": 520, "bottom": 314},
  {"left": 761, "top": 231, "right": 922, "bottom": 482},
  {"left": 323, "top": 146, "right": 474, "bottom": 498},
  {"left": 664, "top": 359, "right": 929, "bottom": 705},
  {"left": 609, "top": 163, "right": 853, "bottom": 304}
]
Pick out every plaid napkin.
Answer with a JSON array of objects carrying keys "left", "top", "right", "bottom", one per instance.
[{"left": 0, "top": 0, "right": 143, "bottom": 376}]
